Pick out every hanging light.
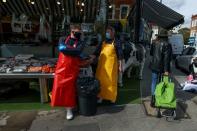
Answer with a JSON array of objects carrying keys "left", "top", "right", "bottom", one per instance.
[
  {"left": 57, "top": 1, "right": 61, "bottom": 5},
  {"left": 81, "top": 2, "right": 85, "bottom": 6},
  {"left": 31, "top": 1, "right": 35, "bottom": 5},
  {"left": 109, "top": 5, "right": 112, "bottom": 9},
  {"left": 62, "top": 8, "right": 64, "bottom": 11},
  {"left": 80, "top": 9, "right": 83, "bottom": 12},
  {"left": 77, "top": 1, "right": 80, "bottom": 5},
  {"left": 3, "top": 0, "right": 7, "bottom": 2}
]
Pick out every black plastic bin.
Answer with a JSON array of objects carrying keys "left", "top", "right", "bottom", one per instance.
[{"left": 77, "top": 77, "right": 100, "bottom": 116}]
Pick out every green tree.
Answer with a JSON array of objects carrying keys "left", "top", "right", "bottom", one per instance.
[{"left": 178, "top": 28, "right": 190, "bottom": 45}]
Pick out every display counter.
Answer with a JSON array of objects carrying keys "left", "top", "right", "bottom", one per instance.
[
  {"left": 0, "top": 73, "right": 54, "bottom": 103},
  {"left": 0, "top": 55, "right": 57, "bottom": 103},
  {"left": 0, "top": 54, "right": 92, "bottom": 104}
]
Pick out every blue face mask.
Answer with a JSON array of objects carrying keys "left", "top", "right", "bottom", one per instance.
[{"left": 106, "top": 32, "right": 111, "bottom": 40}]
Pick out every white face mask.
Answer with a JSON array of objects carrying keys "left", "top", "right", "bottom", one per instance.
[{"left": 106, "top": 32, "right": 111, "bottom": 39}]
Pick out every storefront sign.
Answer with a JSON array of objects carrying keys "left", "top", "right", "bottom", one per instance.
[
  {"left": 81, "top": 23, "right": 94, "bottom": 33},
  {"left": 12, "top": 21, "right": 22, "bottom": 33}
]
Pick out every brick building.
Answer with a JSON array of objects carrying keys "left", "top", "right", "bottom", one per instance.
[
  {"left": 190, "top": 14, "right": 197, "bottom": 37},
  {"left": 108, "top": 0, "right": 135, "bottom": 20}
]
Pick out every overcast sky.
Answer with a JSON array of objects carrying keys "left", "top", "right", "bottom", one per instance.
[{"left": 158, "top": 0, "right": 197, "bottom": 28}]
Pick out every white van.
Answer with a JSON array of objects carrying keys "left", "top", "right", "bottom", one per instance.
[{"left": 168, "top": 34, "right": 184, "bottom": 57}]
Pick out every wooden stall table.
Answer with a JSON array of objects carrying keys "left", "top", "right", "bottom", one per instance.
[{"left": 0, "top": 73, "right": 54, "bottom": 103}]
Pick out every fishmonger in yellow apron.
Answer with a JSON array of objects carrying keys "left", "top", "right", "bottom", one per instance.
[{"left": 96, "top": 41, "right": 118, "bottom": 103}]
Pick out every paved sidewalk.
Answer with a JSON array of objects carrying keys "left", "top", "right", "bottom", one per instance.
[
  {"left": 30, "top": 104, "right": 144, "bottom": 131},
  {"left": 1, "top": 53, "right": 197, "bottom": 131},
  {"left": 28, "top": 103, "right": 196, "bottom": 131},
  {"left": 171, "top": 62, "right": 197, "bottom": 121},
  {"left": 27, "top": 56, "right": 197, "bottom": 131}
]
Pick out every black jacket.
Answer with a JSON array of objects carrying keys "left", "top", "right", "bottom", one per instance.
[
  {"left": 150, "top": 40, "right": 172, "bottom": 73},
  {"left": 58, "top": 36, "right": 84, "bottom": 56},
  {"left": 93, "top": 39, "right": 124, "bottom": 60}
]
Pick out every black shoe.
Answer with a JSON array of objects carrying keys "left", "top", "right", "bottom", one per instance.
[{"left": 150, "top": 95, "right": 155, "bottom": 108}]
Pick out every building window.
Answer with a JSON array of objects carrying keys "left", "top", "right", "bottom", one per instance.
[
  {"left": 108, "top": 5, "right": 115, "bottom": 20},
  {"left": 120, "top": 5, "right": 130, "bottom": 19},
  {"left": 191, "top": 31, "right": 197, "bottom": 37},
  {"left": 192, "top": 21, "right": 194, "bottom": 27},
  {"left": 190, "top": 31, "right": 193, "bottom": 37},
  {"left": 195, "top": 20, "right": 197, "bottom": 27},
  {"left": 191, "top": 20, "right": 197, "bottom": 27}
]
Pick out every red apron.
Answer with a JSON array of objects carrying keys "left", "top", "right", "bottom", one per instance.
[{"left": 51, "top": 36, "right": 80, "bottom": 107}]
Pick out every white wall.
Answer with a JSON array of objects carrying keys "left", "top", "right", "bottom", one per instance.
[{"left": 151, "top": 26, "right": 159, "bottom": 41}]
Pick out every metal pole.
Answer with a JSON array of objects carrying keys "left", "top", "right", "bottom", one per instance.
[
  {"left": 134, "top": 0, "right": 142, "bottom": 44},
  {"left": 0, "top": 11, "right": 2, "bottom": 45},
  {"left": 106, "top": 0, "right": 109, "bottom": 30},
  {"left": 0, "top": 10, "right": 2, "bottom": 57},
  {"left": 50, "top": 0, "right": 55, "bottom": 57},
  {"left": 158, "top": 0, "right": 162, "bottom": 33}
]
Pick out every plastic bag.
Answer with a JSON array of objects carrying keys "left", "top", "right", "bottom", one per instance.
[
  {"left": 155, "top": 76, "right": 176, "bottom": 109},
  {"left": 77, "top": 77, "right": 100, "bottom": 97}
]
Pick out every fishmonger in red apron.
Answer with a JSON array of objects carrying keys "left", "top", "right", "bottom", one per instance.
[{"left": 51, "top": 25, "right": 83, "bottom": 120}]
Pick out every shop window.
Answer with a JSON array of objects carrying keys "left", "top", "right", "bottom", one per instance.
[{"left": 120, "top": 5, "right": 129, "bottom": 19}]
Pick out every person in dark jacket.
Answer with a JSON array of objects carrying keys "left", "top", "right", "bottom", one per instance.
[
  {"left": 189, "top": 57, "right": 197, "bottom": 79},
  {"left": 150, "top": 29, "right": 172, "bottom": 107}
]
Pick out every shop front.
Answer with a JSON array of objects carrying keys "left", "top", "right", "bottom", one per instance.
[
  {"left": 0, "top": 0, "right": 185, "bottom": 105},
  {"left": 0, "top": 0, "right": 102, "bottom": 103}
]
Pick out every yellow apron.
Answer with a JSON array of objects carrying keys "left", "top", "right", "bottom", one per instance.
[{"left": 96, "top": 41, "right": 118, "bottom": 102}]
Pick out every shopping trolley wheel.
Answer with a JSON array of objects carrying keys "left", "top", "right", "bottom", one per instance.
[
  {"left": 157, "top": 108, "right": 161, "bottom": 118},
  {"left": 173, "top": 110, "right": 177, "bottom": 120},
  {"left": 165, "top": 110, "right": 177, "bottom": 122}
]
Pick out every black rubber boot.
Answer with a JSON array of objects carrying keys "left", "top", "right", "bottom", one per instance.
[{"left": 150, "top": 95, "right": 155, "bottom": 108}]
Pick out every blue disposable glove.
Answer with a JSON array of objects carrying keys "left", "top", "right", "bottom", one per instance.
[{"left": 58, "top": 42, "right": 66, "bottom": 51}]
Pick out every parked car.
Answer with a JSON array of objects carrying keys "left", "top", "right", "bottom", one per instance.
[{"left": 175, "top": 46, "right": 197, "bottom": 72}]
